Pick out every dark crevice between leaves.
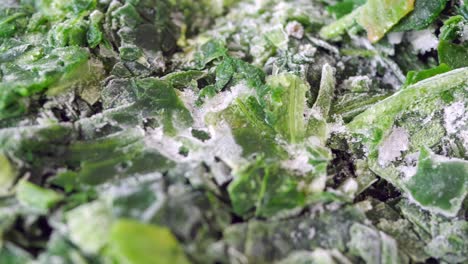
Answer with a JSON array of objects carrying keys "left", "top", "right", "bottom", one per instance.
[
  {"left": 3, "top": 216, "right": 53, "bottom": 257},
  {"left": 355, "top": 177, "right": 402, "bottom": 203}
]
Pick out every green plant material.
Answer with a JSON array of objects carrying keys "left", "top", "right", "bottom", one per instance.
[
  {"left": 266, "top": 73, "right": 309, "bottom": 143},
  {"left": 162, "top": 70, "right": 206, "bottom": 89},
  {"left": 403, "top": 63, "right": 451, "bottom": 88},
  {"left": 107, "top": 219, "right": 190, "bottom": 264},
  {"left": 327, "top": 0, "right": 366, "bottom": 19},
  {"left": 0, "top": 153, "right": 16, "bottom": 196},
  {"left": 0, "top": 243, "right": 32, "bottom": 264},
  {"left": 0, "top": 46, "right": 89, "bottom": 119},
  {"left": 348, "top": 68, "right": 468, "bottom": 217},
  {"left": 35, "top": 233, "right": 89, "bottom": 264},
  {"left": 67, "top": 129, "right": 175, "bottom": 185},
  {"left": 425, "top": 220, "right": 468, "bottom": 263},
  {"left": 438, "top": 16, "right": 468, "bottom": 69},
  {"left": 15, "top": 179, "right": 63, "bottom": 212},
  {"left": 392, "top": 0, "right": 447, "bottom": 31},
  {"left": 65, "top": 200, "right": 113, "bottom": 254},
  {"left": 228, "top": 158, "right": 307, "bottom": 218},
  {"left": 348, "top": 223, "right": 401, "bottom": 264},
  {"left": 1, "top": 0, "right": 468, "bottom": 263},
  {"left": 403, "top": 147, "right": 468, "bottom": 216},
  {"left": 195, "top": 39, "right": 227, "bottom": 67},
  {"left": 213, "top": 56, "right": 265, "bottom": 93},
  {"left": 357, "top": 0, "right": 415, "bottom": 42},
  {"left": 319, "top": 8, "right": 361, "bottom": 40},
  {"left": 264, "top": 25, "right": 289, "bottom": 50},
  {"left": 348, "top": 68, "right": 468, "bottom": 143},
  {"left": 321, "top": 0, "right": 415, "bottom": 41},
  {"left": 438, "top": 41, "right": 468, "bottom": 69}
]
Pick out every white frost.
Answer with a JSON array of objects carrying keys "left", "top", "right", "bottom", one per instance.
[
  {"left": 378, "top": 127, "right": 410, "bottom": 167},
  {"left": 407, "top": 29, "right": 439, "bottom": 54},
  {"left": 443, "top": 101, "right": 466, "bottom": 134},
  {"left": 285, "top": 21, "right": 304, "bottom": 39},
  {"left": 387, "top": 32, "right": 404, "bottom": 45}
]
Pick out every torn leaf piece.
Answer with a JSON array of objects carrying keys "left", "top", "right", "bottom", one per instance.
[
  {"left": 348, "top": 223, "right": 402, "bottom": 264},
  {"left": 319, "top": 7, "right": 361, "bottom": 40},
  {"left": 15, "top": 179, "right": 63, "bottom": 212},
  {"left": 425, "top": 220, "right": 468, "bottom": 263},
  {"left": 307, "top": 64, "right": 336, "bottom": 143},
  {"left": 107, "top": 219, "right": 190, "bottom": 264},
  {"left": 402, "top": 63, "right": 451, "bottom": 88},
  {"left": 266, "top": 73, "right": 309, "bottom": 143},
  {"left": 438, "top": 16, "right": 468, "bottom": 69},
  {"left": 392, "top": 0, "right": 447, "bottom": 31},
  {"left": 357, "top": 0, "right": 415, "bottom": 42},
  {"left": 228, "top": 158, "right": 306, "bottom": 218},
  {"left": 403, "top": 148, "right": 468, "bottom": 217},
  {"left": 66, "top": 200, "right": 113, "bottom": 254},
  {"left": 348, "top": 68, "right": 468, "bottom": 145}
]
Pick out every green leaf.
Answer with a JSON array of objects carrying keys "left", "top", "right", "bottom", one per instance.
[
  {"left": 15, "top": 179, "right": 63, "bottom": 212},
  {"left": 319, "top": 7, "right": 361, "bottom": 40},
  {"left": 68, "top": 129, "right": 174, "bottom": 185},
  {"left": 0, "top": 243, "right": 32, "bottom": 264},
  {"left": 228, "top": 158, "right": 307, "bottom": 218},
  {"left": 348, "top": 223, "right": 401, "bottom": 264},
  {"left": 108, "top": 219, "right": 190, "bottom": 264},
  {"left": 327, "top": 0, "right": 366, "bottom": 19},
  {"left": 0, "top": 46, "right": 89, "bottom": 119},
  {"left": 0, "top": 153, "right": 16, "bottom": 196},
  {"left": 162, "top": 70, "right": 206, "bottom": 89},
  {"left": 403, "top": 63, "right": 451, "bottom": 88},
  {"left": 348, "top": 68, "right": 468, "bottom": 144},
  {"left": 438, "top": 42, "right": 468, "bottom": 69},
  {"left": 65, "top": 200, "right": 113, "bottom": 254},
  {"left": 437, "top": 16, "right": 468, "bottom": 69},
  {"left": 214, "top": 95, "right": 280, "bottom": 158},
  {"left": 403, "top": 147, "right": 468, "bottom": 216},
  {"left": 266, "top": 73, "right": 309, "bottom": 143},
  {"left": 357, "top": 0, "right": 415, "bottom": 42},
  {"left": 195, "top": 39, "right": 227, "bottom": 68},
  {"left": 392, "top": 0, "right": 447, "bottom": 31}
]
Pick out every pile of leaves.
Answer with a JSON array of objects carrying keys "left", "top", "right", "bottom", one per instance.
[{"left": 0, "top": 0, "right": 467, "bottom": 263}]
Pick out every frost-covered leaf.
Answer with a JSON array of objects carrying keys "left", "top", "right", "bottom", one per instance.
[
  {"left": 15, "top": 179, "right": 63, "bottom": 212},
  {"left": 266, "top": 73, "right": 309, "bottom": 143},
  {"left": 66, "top": 200, "right": 113, "bottom": 254},
  {"left": 403, "top": 148, "right": 468, "bottom": 216},
  {"left": 228, "top": 158, "right": 307, "bottom": 218}
]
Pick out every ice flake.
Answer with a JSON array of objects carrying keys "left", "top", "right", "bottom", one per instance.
[
  {"left": 407, "top": 29, "right": 439, "bottom": 54},
  {"left": 341, "top": 178, "right": 358, "bottom": 194},
  {"left": 378, "top": 127, "right": 410, "bottom": 167},
  {"left": 281, "top": 144, "right": 315, "bottom": 174},
  {"left": 387, "top": 32, "right": 404, "bottom": 45}
]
